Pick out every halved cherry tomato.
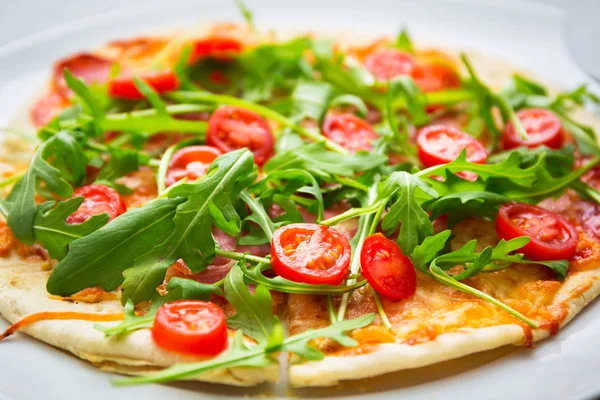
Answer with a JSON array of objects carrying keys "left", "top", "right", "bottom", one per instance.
[
  {"left": 271, "top": 223, "right": 351, "bottom": 285},
  {"left": 496, "top": 202, "right": 578, "bottom": 261},
  {"left": 108, "top": 70, "right": 179, "bottom": 100},
  {"left": 53, "top": 53, "right": 113, "bottom": 97},
  {"left": 189, "top": 37, "right": 243, "bottom": 63},
  {"left": 360, "top": 233, "right": 417, "bottom": 300},
  {"left": 411, "top": 63, "right": 461, "bottom": 93},
  {"left": 152, "top": 300, "right": 227, "bottom": 356},
  {"left": 417, "top": 125, "right": 488, "bottom": 167},
  {"left": 207, "top": 106, "right": 274, "bottom": 165},
  {"left": 364, "top": 50, "right": 415, "bottom": 81},
  {"left": 67, "top": 184, "right": 126, "bottom": 224},
  {"left": 322, "top": 113, "right": 379, "bottom": 153},
  {"left": 503, "top": 108, "right": 564, "bottom": 150},
  {"left": 166, "top": 145, "right": 222, "bottom": 186}
]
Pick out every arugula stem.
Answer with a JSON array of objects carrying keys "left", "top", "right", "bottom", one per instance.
[
  {"left": 168, "top": 91, "right": 349, "bottom": 154},
  {"left": 367, "top": 196, "right": 388, "bottom": 236},
  {"left": 321, "top": 200, "right": 384, "bottom": 227},
  {"left": 0, "top": 172, "right": 24, "bottom": 188},
  {"left": 372, "top": 289, "right": 392, "bottom": 330},
  {"left": 156, "top": 145, "right": 177, "bottom": 193},
  {"left": 326, "top": 296, "right": 338, "bottom": 324},
  {"left": 337, "top": 181, "right": 380, "bottom": 321},
  {"left": 334, "top": 176, "right": 369, "bottom": 192},
  {"left": 100, "top": 116, "right": 207, "bottom": 136},
  {"left": 571, "top": 180, "right": 600, "bottom": 204},
  {"left": 430, "top": 263, "right": 539, "bottom": 328},
  {"left": 289, "top": 194, "right": 313, "bottom": 207},
  {"left": 214, "top": 248, "right": 271, "bottom": 265}
]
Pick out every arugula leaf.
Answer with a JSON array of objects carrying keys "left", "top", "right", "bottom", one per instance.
[
  {"left": 46, "top": 197, "right": 184, "bottom": 296},
  {"left": 224, "top": 263, "right": 274, "bottom": 345},
  {"left": 7, "top": 131, "right": 86, "bottom": 244},
  {"left": 114, "top": 313, "right": 375, "bottom": 386},
  {"left": 253, "top": 169, "right": 324, "bottom": 222},
  {"left": 95, "top": 147, "right": 145, "bottom": 188},
  {"left": 394, "top": 28, "right": 414, "bottom": 53},
  {"left": 63, "top": 69, "right": 104, "bottom": 123},
  {"left": 409, "top": 230, "right": 452, "bottom": 274},
  {"left": 388, "top": 77, "right": 429, "bottom": 126},
  {"left": 289, "top": 80, "right": 333, "bottom": 123},
  {"left": 121, "top": 149, "right": 257, "bottom": 304},
  {"left": 488, "top": 145, "right": 575, "bottom": 177},
  {"left": 239, "top": 37, "right": 314, "bottom": 102},
  {"left": 416, "top": 150, "right": 538, "bottom": 187},
  {"left": 239, "top": 260, "right": 367, "bottom": 295},
  {"left": 96, "top": 277, "right": 220, "bottom": 337},
  {"left": 426, "top": 191, "right": 512, "bottom": 225},
  {"left": 240, "top": 190, "right": 277, "bottom": 243},
  {"left": 33, "top": 199, "right": 109, "bottom": 260},
  {"left": 264, "top": 142, "right": 387, "bottom": 179},
  {"left": 380, "top": 171, "right": 438, "bottom": 254}
]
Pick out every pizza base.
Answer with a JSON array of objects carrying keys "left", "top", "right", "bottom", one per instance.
[
  {"left": 0, "top": 27, "right": 599, "bottom": 389},
  {"left": 0, "top": 257, "right": 279, "bottom": 386}
]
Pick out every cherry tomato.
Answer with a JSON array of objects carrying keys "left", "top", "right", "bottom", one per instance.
[
  {"left": 67, "top": 184, "right": 126, "bottom": 224},
  {"left": 360, "top": 233, "right": 417, "bottom": 300},
  {"left": 166, "top": 145, "right": 222, "bottom": 186},
  {"left": 108, "top": 70, "right": 179, "bottom": 100},
  {"left": 189, "top": 37, "right": 243, "bottom": 63},
  {"left": 207, "top": 106, "right": 274, "bottom": 165},
  {"left": 271, "top": 223, "right": 351, "bottom": 285},
  {"left": 503, "top": 108, "right": 564, "bottom": 150},
  {"left": 496, "top": 202, "right": 578, "bottom": 261},
  {"left": 364, "top": 50, "right": 415, "bottom": 81},
  {"left": 322, "top": 113, "right": 379, "bottom": 153},
  {"left": 417, "top": 125, "right": 488, "bottom": 167},
  {"left": 54, "top": 53, "right": 113, "bottom": 97},
  {"left": 411, "top": 63, "right": 461, "bottom": 93},
  {"left": 152, "top": 300, "right": 227, "bottom": 356}
]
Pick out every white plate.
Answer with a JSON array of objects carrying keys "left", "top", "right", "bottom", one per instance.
[{"left": 0, "top": 1, "right": 598, "bottom": 399}]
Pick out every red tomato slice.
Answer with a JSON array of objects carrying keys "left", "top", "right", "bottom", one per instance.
[
  {"left": 166, "top": 145, "right": 222, "bottom": 186},
  {"left": 411, "top": 63, "right": 461, "bottom": 93},
  {"left": 417, "top": 125, "right": 488, "bottom": 167},
  {"left": 496, "top": 202, "right": 578, "bottom": 261},
  {"left": 360, "top": 233, "right": 417, "bottom": 300},
  {"left": 364, "top": 50, "right": 415, "bottom": 81},
  {"left": 189, "top": 37, "right": 243, "bottom": 63},
  {"left": 503, "top": 108, "right": 564, "bottom": 150},
  {"left": 322, "top": 113, "right": 379, "bottom": 153},
  {"left": 108, "top": 70, "right": 179, "bottom": 100},
  {"left": 151, "top": 300, "right": 227, "bottom": 356},
  {"left": 271, "top": 223, "right": 351, "bottom": 285},
  {"left": 67, "top": 184, "right": 126, "bottom": 224},
  {"left": 53, "top": 53, "right": 113, "bottom": 97},
  {"left": 207, "top": 106, "right": 274, "bottom": 165}
]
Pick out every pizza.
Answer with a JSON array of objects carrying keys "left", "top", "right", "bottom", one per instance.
[{"left": 1, "top": 6, "right": 600, "bottom": 391}]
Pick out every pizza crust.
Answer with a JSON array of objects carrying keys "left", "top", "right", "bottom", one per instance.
[{"left": 0, "top": 257, "right": 279, "bottom": 386}]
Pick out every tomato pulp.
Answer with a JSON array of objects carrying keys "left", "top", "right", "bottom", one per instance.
[
  {"left": 503, "top": 108, "right": 564, "bottom": 150},
  {"left": 364, "top": 49, "right": 415, "bottom": 81},
  {"left": 152, "top": 300, "right": 228, "bottom": 356},
  {"left": 166, "top": 146, "right": 222, "bottom": 186},
  {"left": 108, "top": 70, "right": 179, "bottom": 100},
  {"left": 417, "top": 125, "right": 488, "bottom": 167},
  {"left": 360, "top": 233, "right": 417, "bottom": 300},
  {"left": 496, "top": 202, "right": 578, "bottom": 261},
  {"left": 322, "top": 112, "right": 379, "bottom": 153},
  {"left": 207, "top": 106, "right": 274, "bottom": 165},
  {"left": 271, "top": 223, "right": 351, "bottom": 285},
  {"left": 67, "top": 184, "right": 126, "bottom": 224}
]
